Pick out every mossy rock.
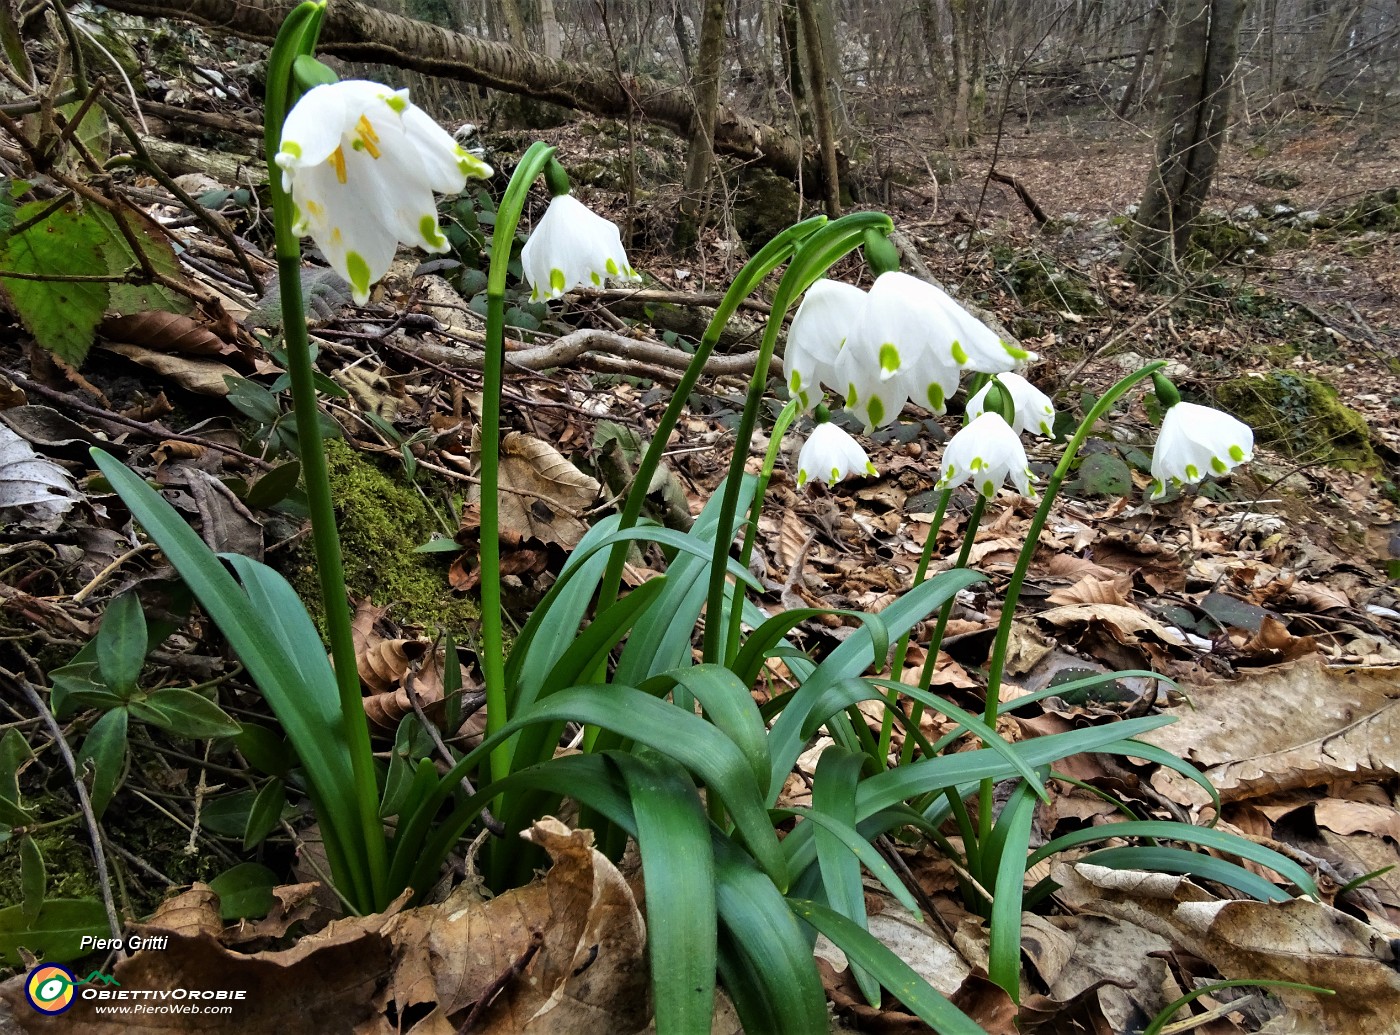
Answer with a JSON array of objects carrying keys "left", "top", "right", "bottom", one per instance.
[
  {"left": 1189, "top": 212, "right": 1272, "bottom": 264},
  {"left": 1215, "top": 371, "right": 1377, "bottom": 472},
  {"left": 1252, "top": 168, "right": 1303, "bottom": 190},
  {"left": 733, "top": 168, "right": 802, "bottom": 255},
  {"left": 995, "top": 246, "right": 1103, "bottom": 316},
  {"left": 1317, "top": 187, "right": 1400, "bottom": 233},
  {"left": 288, "top": 440, "right": 479, "bottom": 633}
]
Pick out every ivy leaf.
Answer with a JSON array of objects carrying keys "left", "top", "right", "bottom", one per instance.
[{"left": 0, "top": 201, "right": 111, "bottom": 364}]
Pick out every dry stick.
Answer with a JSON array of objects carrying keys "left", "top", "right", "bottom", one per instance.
[
  {"left": 403, "top": 667, "right": 503, "bottom": 836},
  {"left": 4, "top": 368, "right": 275, "bottom": 469},
  {"left": 6, "top": 667, "right": 126, "bottom": 956},
  {"left": 458, "top": 930, "right": 545, "bottom": 1034},
  {"left": 987, "top": 168, "right": 1047, "bottom": 224}
]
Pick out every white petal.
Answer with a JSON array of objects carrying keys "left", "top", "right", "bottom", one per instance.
[
  {"left": 796, "top": 422, "right": 876, "bottom": 488},
  {"left": 937, "top": 413, "right": 1033, "bottom": 498},
  {"left": 785, "top": 279, "right": 864, "bottom": 411},
  {"left": 277, "top": 83, "right": 352, "bottom": 170},
  {"left": 967, "top": 372, "right": 1056, "bottom": 437},
  {"left": 1149, "top": 402, "right": 1253, "bottom": 498},
  {"left": 521, "top": 194, "right": 638, "bottom": 301}
]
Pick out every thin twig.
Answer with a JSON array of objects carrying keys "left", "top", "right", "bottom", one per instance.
[
  {"left": 404, "top": 666, "right": 503, "bottom": 837},
  {"left": 5, "top": 666, "right": 126, "bottom": 956}
]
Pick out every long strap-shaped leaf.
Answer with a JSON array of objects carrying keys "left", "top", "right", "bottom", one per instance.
[
  {"left": 90, "top": 448, "right": 370, "bottom": 907},
  {"left": 613, "top": 752, "right": 717, "bottom": 1035}
]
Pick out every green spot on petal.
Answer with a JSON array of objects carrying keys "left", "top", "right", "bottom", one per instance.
[
  {"left": 1185, "top": 463, "right": 1200, "bottom": 480},
  {"left": 386, "top": 94, "right": 408, "bottom": 113},
  {"left": 846, "top": 385, "right": 858, "bottom": 407},
  {"left": 419, "top": 214, "right": 446, "bottom": 248},
  {"left": 926, "top": 383, "right": 945, "bottom": 410},
  {"left": 982, "top": 480, "right": 995, "bottom": 497},
  {"left": 790, "top": 371, "right": 802, "bottom": 393},
  {"left": 878, "top": 343, "right": 900, "bottom": 374},
  {"left": 345, "top": 251, "right": 372, "bottom": 300},
  {"left": 866, "top": 395, "right": 885, "bottom": 427},
  {"left": 970, "top": 456, "right": 986, "bottom": 472},
  {"left": 1211, "top": 455, "right": 1228, "bottom": 473},
  {"left": 605, "top": 258, "right": 619, "bottom": 276},
  {"left": 829, "top": 467, "right": 840, "bottom": 484},
  {"left": 281, "top": 141, "right": 302, "bottom": 159},
  {"left": 1003, "top": 342, "right": 1030, "bottom": 359},
  {"left": 1229, "top": 444, "right": 1245, "bottom": 461},
  {"left": 591, "top": 271, "right": 601, "bottom": 286},
  {"left": 550, "top": 268, "right": 566, "bottom": 294},
  {"left": 951, "top": 340, "right": 968, "bottom": 365}
]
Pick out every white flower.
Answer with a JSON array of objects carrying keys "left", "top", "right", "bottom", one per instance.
[
  {"left": 936, "top": 413, "right": 1034, "bottom": 498},
  {"left": 834, "top": 272, "right": 1037, "bottom": 431},
  {"left": 1149, "top": 402, "right": 1253, "bottom": 500},
  {"left": 796, "top": 422, "right": 877, "bottom": 489},
  {"left": 966, "top": 373, "right": 1056, "bottom": 437},
  {"left": 784, "top": 279, "right": 864, "bottom": 411},
  {"left": 836, "top": 272, "right": 963, "bottom": 430},
  {"left": 275, "top": 80, "right": 493, "bottom": 304},
  {"left": 520, "top": 194, "right": 640, "bottom": 301}
]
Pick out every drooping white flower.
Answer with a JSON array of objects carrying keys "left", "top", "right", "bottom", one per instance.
[
  {"left": 919, "top": 280, "right": 1034, "bottom": 373},
  {"left": 1149, "top": 402, "right": 1253, "bottom": 500},
  {"left": 784, "top": 279, "right": 864, "bottom": 412},
  {"left": 836, "top": 272, "right": 964, "bottom": 430},
  {"left": 275, "top": 79, "right": 493, "bottom": 304},
  {"left": 520, "top": 194, "right": 640, "bottom": 301},
  {"left": 936, "top": 413, "right": 1034, "bottom": 498},
  {"left": 966, "top": 372, "right": 1056, "bottom": 437},
  {"left": 796, "top": 422, "right": 877, "bottom": 489}
]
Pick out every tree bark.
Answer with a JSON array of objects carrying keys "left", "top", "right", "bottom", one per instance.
[
  {"left": 1125, "top": 0, "right": 1247, "bottom": 284},
  {"left": 796, "top": 0, "right": 841, "bottom": 216},
  {"left": 946, "top": 0, "right": 987, "bottom": 145},
  {"left": 95, "top": 0, "right": 812, "bottom": 180},
  {"left": 677, "top": 0, "right": 727, "bottom": 243}
]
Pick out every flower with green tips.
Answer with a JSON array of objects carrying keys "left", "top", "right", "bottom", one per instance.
[
  {"left": 784, "top": 278, "right": 864, "bottom": 412},
  {"left": 1149, "top": 401, "right": 1253, "bottom": 500},
  {"left": 275, "top": 79, "right": 492, "bottom": 304},
  {"left": 520, "top": 194, "right": 640, "bottom": 301},
  {"left": 936, "top": 412, "right": 1034, "bottom": 498},
  {"left": 966, "top": 372, "right": 1056, "bottom": 437},
  {"left": 796, "top": 422, "right": 877, "bottom": 489}
]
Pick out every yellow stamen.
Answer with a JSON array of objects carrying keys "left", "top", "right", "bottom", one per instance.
[
  {"left": 330, "top": 146, "right": 347, "bottom": 184},
  {"left": 356, "top": 115, "right": 381, "bottom": 159}
]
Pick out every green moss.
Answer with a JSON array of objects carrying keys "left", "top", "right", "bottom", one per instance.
[
  {"left": 0, "top": 824, "right": 101, "bottom": 909},
  {"left": 994, "top": 246, "right": 1103, "bottom": 316},
  {"left": 1317, "top": 187, "right": 1400, "bottom": 233},
  {"left": 1215, "top": 371, "right": 1377, "bottom": 472},
  {"left": 289, "top": 440, "right": 479, "bottom": 633},
  {"left": 733, "top": 169, "right": 801, "bottom": 255}
]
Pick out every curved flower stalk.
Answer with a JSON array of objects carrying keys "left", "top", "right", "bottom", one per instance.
[
  {"left": 521, "top": 193, "right": 641, "bottom": 301},
  {"left": 936, "top": 413, "right": 1035, "bottom": 498},
  {"left": 275, "top": 79, "right": 493, "bottom": 303},
  {"left": 966, "top": 372, "right": 1056, "bottom": 437},
  {"left": 796, "top": 422, "right": 877, "bottom": 488},
  {"left": 784, "top": 278, "right": 864, "bottom": 411},
  {"left": 1149, "top": 402, "right": 1254, "bottom": 499}
]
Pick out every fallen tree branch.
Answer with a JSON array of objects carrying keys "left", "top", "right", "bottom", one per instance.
[{"left": 95, "top": 0, "right": 814, "bottom": 180}]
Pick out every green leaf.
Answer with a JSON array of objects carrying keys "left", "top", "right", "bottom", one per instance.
[
  {"left": 380, "top": 714, "right": 434, "bottom": 819},
  {"left": 20, "top": 837, "right": 45, "bottom": 923},
  {"left": 811, "top": 747, "right": 878, "bottom": 1006},
  {"left": 233, "top": 723, "right": 291, "bottom": 778},
  {"left": 0, "top": 899, "right": 109, "bottom": 966},
  {"left": 129, "top": 687, "right": 241, "bottom": 739},
  {"left": 90, "top": 206, "right": 192, "bottom": 316},
  {"left": 986, "top": 782, "right": 1037, "bottom": 1000},
  {"left": 789, "top": 899, "right": 983, "bottom": 1034},
  {"left": 77, "top": 708, "right": 128, "bottom": 820},
  {"left": 0, "top": 728, "right": 33, "bottom": 826},
  {"left": 1079, "top": 846, "right": 1292, "bottom": 902},
  {"left": 208, "top": 862, "right": 278, "bottom": 920},
  {"left": 243, "top": 778, "right": 286, "bottom": 850},
  {"left": 95, "top": 591, "right": 148, "bottom": 699},
  {"left": 244, "top": 460, "right": 302, "bottom": 510},
  {"left": 0, "top": 200, "right": 111, "bottom": 364},
  {"left": 613, "top": 753, "right": 716, "bottom": 1035},
  {"left": 224, "top": 376, "right": 283, "bottom": 425},
  {"left": 199, "top": 790, "right": 261, "bottom": 838}
]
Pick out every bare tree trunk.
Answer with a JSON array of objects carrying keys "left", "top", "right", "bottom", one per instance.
[
  {"left": 94, "top": 0, "right": 816, "bottom": 180},
  {"left": 538, "top": 0, "right": 562, "bottom": 61},
  {"left": 677, "top": 0, "right": 727, "bottom": 243},
  {"left": 796, "top": 0, "right": 840, "bottom": 215},
  {"left": 1125, "top": 0, "right": 1247, "bottom": 284},
  {"left": 916, "top": 0, "right": 950, "bottom": 103},
  {"left": 1118, "top": 0, "right": 1170, "bottom": 117},
  {"left": 947, "top": 0, "right": 987, "bottom": 145},
  {"left": 498, "top": 0, "right": 528, "bottom": 48},
  {"left": 673, "top": 1, "right": 696, "bottom": 74}
]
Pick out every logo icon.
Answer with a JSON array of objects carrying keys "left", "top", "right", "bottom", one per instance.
[{"left": 25, "top": 964, "right": 76, "bottom": 1015}]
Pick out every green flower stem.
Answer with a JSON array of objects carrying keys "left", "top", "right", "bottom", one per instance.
[
  {"left": 481, "top": 142, "right": 558, "bottom": 786},
  {"left": 723, "top": 397, "right": 800, "bottom": 660},
  {"left": 973, "top": 360, "right": 1165, "bottom": 850},
  {"left": 894, "top": 493, "right": 985, "bottom": 767},
  {"left": 593, "top": 217, "right": 828, "bottom": 623},
  {"left": 879, "top": 488, "right": 949, "bottom": 760},
  {"left": 702, "top": 212, "right": 892, "bottom": 665},
  {"left": 263, "top": 0, "right": 386, "bottom": 912}
]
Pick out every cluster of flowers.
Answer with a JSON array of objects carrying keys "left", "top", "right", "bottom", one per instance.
[{"left": 274, "top": 80, "right": 1254, "bottom": 504}]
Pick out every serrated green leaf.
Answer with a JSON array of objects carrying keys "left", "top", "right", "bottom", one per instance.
[
  {"left": 89, "top": 206, "right": 192, "bottom": 316},
  {"left": 20, "top": 837, "right": 45, "bottom": 923},
  {"left": 0, "top": 201, "right": 111, "bottom": 364},
  {"left": 77, "top": 708, "right": 128, "bottom": 820},
  {"left": 0, "top": 898, "right": 108, "bottom": 965},
  {"left": 208, "top": 862, "right": 277, "bottom": 920},
  {"left": 96, "top": 591, "right": 147, "bottom": 699},
  {"left": 129, "top": 687, "right": 240, "bottom": 739}
]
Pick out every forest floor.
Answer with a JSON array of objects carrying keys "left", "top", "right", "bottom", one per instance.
[{"left": 2, "top": 38, "right": 1400, "bottom": 1033}]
